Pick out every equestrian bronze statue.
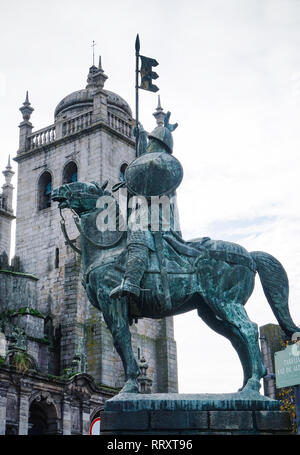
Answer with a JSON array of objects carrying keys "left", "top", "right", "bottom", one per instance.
[{"left": 52, "top": 111, "right": 299, "bottom": 395}]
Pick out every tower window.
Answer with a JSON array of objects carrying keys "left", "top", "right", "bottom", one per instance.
[
  {"left": 55, "top": 248, "right": 59, "bottom": 269},
  {"left": 38, "top": 171, "right": 52, "bottom": 210},
  {"left": 1, "top": 196, "right": 7, "bottom": 210},
  {"left": 63, "top": 161, "right": 78, "bottom": 184},
  {"left": 119, "top": 163, "right": 128, "bottom": 182}
]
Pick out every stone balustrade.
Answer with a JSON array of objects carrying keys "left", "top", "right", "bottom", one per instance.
[
  {"left": 62, "top": 111, "right": 93, "bottom": 137},
  {"left": 26, "top": 110, "right": 133, "bottom": 152},
  {"left": 27, "top": 125, "right": 56, "bottom": 150},
  {"left": 107, "top": 112, "right": 132, "bottom": 138}
]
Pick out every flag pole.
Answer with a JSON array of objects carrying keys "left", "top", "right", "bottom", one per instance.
[{"left": 135, "top": 34, "right": 140, "bottom": 157}]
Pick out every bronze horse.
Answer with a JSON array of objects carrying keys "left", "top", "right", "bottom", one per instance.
[{"left": 52, "top": 181, "right": 298, "bottom": 394}]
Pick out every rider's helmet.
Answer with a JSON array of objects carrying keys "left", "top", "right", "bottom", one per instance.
[
  {"left": 148, "top": 126, "right": 173, "bottom": 153},
  {"left": 147, "top": 111, "right": 178, "bottom": 154}
]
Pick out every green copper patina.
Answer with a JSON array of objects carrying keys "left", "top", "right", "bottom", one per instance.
[
  {"left": 52, "top": 111, "right": 299, "bottom": 396},
  {"left": 109, "top": 112, "right": 181, "bottom": 301}
]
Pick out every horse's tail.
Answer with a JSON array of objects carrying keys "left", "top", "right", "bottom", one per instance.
[{"left": 250, "top": 251, "right": 299, "bottom": 337}]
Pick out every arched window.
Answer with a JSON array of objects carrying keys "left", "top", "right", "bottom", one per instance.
[
  {"left": 38, "top": 171, "right": 52, "bottom": 210},
  {"left": 63, "top": 161, "right": 78, "bottom": 184},
  {"left": 119, "top": 163, "right": 128, "bottom": 182}
]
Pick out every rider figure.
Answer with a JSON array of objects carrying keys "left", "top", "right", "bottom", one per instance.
[{"left": 109, "top": 112, "right": 179, "bottom": 300}]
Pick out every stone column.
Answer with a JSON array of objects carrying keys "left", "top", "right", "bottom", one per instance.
[
  {"left": 62, "top": 394, "right": 72, "bottom": 435},
  {"left": 82, "top": 402, "right": 91, "bottom": 435},
  {"left": 18, "top": 380, "right": 31, "bottom": 435},
  {"left": 93, "top": 90, "right": 108, "bottom": 123},
  {"left": 18, "top": 92, "right": 34, "bottom": 154},
  {"left": 0, "top": 333, "right": 7, "bottom": 358},
  {"left": 61, "top": 254, "right": 81, "bottom": 372},
  {"left": 54, "top": 119, "right": 63, "bottom": 140},
  {"left": 156, "top": 317, "right": 178, "bottom": 393},
  {"left": 0, "top": 380, "right": 10, "bottom": 435},
  {"left": 259, "top": 324, "right": 285, "bottom": 399},
  {"left": 90, "top": 57, "right": 108, "bottom": 124},
  {"left": 18, "top": 121, "right": 33, "bottom": 153},
  {"left": 2, "top": 156, "right": 15, "bottom": 213}
]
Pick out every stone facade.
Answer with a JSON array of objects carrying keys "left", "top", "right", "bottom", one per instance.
[
  {"left": 0, "top": 367, "right": 107, "bottom": 435},
  {"left": 0, "top": 58, "right": 178, "bottom": 434}
]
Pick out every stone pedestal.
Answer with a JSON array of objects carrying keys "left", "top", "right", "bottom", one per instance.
[{"left": 101, "top": 392, "right": 292, "bottom": 435}]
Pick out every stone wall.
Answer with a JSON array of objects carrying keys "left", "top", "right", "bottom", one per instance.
[
  {"left": 0, "top": 270, "right": 38, "bottom": 311},
  {"left": 0, "top": 213, "right": 13, "bottom": 257},
  {"left": 0, "top": 270, "right": 62, "bottom": 379}
]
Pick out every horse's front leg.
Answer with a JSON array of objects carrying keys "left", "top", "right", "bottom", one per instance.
[{"left": 100, "top": 293, "right": 140, "bottom": 393}]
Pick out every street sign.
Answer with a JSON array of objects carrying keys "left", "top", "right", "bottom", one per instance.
[
  {"left": 89, "top": 417, "right": 101, "bottom": 435},
  {"left": 274, "top": 343, "right": 300, "bottom": 388}
]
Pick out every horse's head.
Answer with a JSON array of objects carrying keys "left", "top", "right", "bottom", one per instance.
[{"left": 51, "top": 180, "right": 109, "bottom": 215}]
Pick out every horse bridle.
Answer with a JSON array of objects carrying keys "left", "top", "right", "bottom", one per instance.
[
  {"left": 59, "top": 207, "right": 82, "bottom": 255},
  {"left": 58, "top": 184, "right": 124, "bottom": 252}
]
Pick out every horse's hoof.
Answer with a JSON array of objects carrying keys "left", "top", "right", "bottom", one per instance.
[
  {"left": 119, "top": 380, "right": 139, "bottom": 394},
  {"left": 238, "top": 381, "right": 247, "bottom": 392},
  {"left": 239, "top": 378, "right": 261, "bottom": 395}
]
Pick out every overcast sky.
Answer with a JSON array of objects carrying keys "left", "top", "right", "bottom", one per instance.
[{"left": 1, "top": 0, "right": 300, "bottom": 394}]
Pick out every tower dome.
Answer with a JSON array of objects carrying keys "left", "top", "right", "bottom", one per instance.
[
  {"left": 54, "top": 89, "right": 93, "bottom": 119},
  {"left": 54, "top": 60, "right": 132, "bottom": 121},
  {"left": 105, "top": 90, "right": 132, "bottom": 118}
]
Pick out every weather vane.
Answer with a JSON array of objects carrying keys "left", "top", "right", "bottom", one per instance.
[{"left": 91, "top": 40, "right": 96, "bottom": 66}]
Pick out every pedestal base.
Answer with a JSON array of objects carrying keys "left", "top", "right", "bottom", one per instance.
[{"left": 101, "top": 392, "right": 292, "bottom": 435}]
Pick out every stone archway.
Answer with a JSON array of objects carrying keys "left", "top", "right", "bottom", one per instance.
[
  {"left": 90, "top": 406, "right": 104, "bottom": 435},
  {"left": 28, "top": 396, "right": 59, "bottom": 435}
]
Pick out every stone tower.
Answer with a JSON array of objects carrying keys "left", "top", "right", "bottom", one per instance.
[
  {"left": 0, "top": 156, "right": 15, "bottom": 261},
  {"left": 13, "top": 59, "right": 178, "bottom": 395}
]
